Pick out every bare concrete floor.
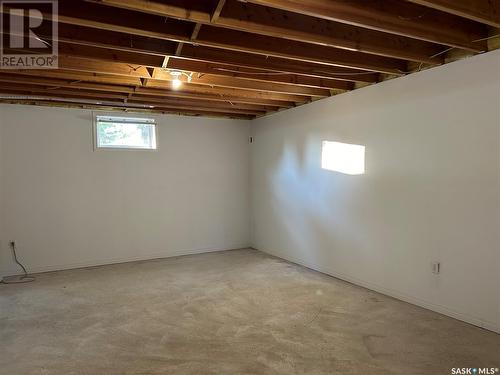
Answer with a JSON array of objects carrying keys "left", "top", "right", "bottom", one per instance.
[{"left": 1, "top": 249, "right": 499, "bottom": 375}]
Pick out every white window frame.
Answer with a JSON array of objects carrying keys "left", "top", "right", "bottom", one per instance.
[{"left": 92, "top": 112, "right": 159, "bottom": 151}]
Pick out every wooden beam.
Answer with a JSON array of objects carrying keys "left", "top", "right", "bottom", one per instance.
[
  {"left": 60, "top": 39, "right": 353, "bottom": 91},
  {"left": 191, "top": 23, "right": 202, "bottom": 42},
  {"left": 245, "top": 0, "right": 487, "bottom": 52},
  {"left": 0, "top": 69, "right": 142, "bottom": 86},
  {"left": 54, "top": 24, "right": 379, "bottom": 83},
  {"left": 175, "top": 23, "right": 203, "bottom": 56},
  {"left": 152, "top": 68, "right": 331, "bottom": 97},
  {"left": 0, "top": 73, "right": 295, "bottom": 107},
  {"left": 0, "top": 84, "right": 130, "bottom": 100},
  {"left": 0, "top": 99, "right": 255, "bottom": 119},
  {"left": 2, "top": 70, "right": 310, "bottom": 103},
  {"left": 86, "top": 0, "right": 444, "bottom": 63},
  {"left": 407, "top": 0, "right": 500, "bottom": 29},
  {"left": 0, "top": 87, "right": 266, "bottom": 116},
  {"left": 194, "top": 26, "right": 407, "bottom": 74},
  {"left": 46, "top": 47, "right": 336, "bottom": 97},
  {"left": 179, "top": 45, "right": 379, "bottom": 84},
  {"left": 211, "top": 0, "right": 227, "bottom": 23},
  {"left": 129, "top": 95, "right": 280, "bottom": 112},
  {"left": 133, "top": 88, "right": 294, "bottom": 108},
  {"left": 141, "top": 79, "right": 309, "bottom": 103},
  {"left": 164, "top": 57, "right": 354, "bottom": 91},
  {"left": 219, "top": 0, "right": 443, "bottom": 64},
  {"left": 2, "top": 47, "right": 324, "bottom": 97},
  {"left": 175, "top": 42, "right": 184, "bottom": 57},
  {"left": 60, "top": 1, "right": 406, "bottom": 74},
  {"left": 57, "top": 43, "right": 165, "bottom": 67}
]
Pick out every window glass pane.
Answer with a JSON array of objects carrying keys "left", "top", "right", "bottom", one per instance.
[{"left": 95, "top": 116, "right": 156, "bottom": 149}]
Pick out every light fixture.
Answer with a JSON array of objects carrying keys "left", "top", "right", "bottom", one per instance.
[
  {"left": 168, "top": 70, "right": 193, "bottom": 90},
  {"left": 170, "top": 71, "right": 182, "bottom": 90}
]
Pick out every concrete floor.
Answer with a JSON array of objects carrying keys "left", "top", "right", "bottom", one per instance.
[{"left": 1, "top": 249, "right": 499, "bottom": 375}]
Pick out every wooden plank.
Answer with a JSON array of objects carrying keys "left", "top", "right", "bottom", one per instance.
[
  {"left": 2, "top": 70, "right": 309, "bottom": 103},
  {"left": 58, "top": 43, "right": 165, "bottom": 67},
  {"left": 56, "top": 55, "right": 154, "bottom": 78},
  {"left": 211, "top": 0, "right": 227, "bottom": 23},
  {"left": 142, "top": 79, "right": 309, "bottom": 103},
  {"left": 44, "top": 50, "right": 335, "bottom": 97},
  {"left": 152, "top": 68, "right": 331, "bottom": 97},
  {"left": 128, "top": 96, "right": 276, "bottom": 113},
  {"left": 0, "top": 100, "right": 255, "bottom": 119},
  {"left": 129, "top": 94, "right": 279, "bottom": 112},
  {"left": 58, "top": 1, "right": 193, "bottom": 43},
  {"left": 219, "top": 0, "right": 443, "bottom": 64},
  {"left": 59, "top": 43, "right": 354, "bottom": 90},
  {"left": 0, "top": 76, "right": 136, "bottom": 91},
  {"left": 407, "top": 0, "right": 500, "bottom": 28},
  {"left": 245, "top": 0, "right": 487, "bottom": 52},
  {"left": 59, "top": 1, "right": 406, "bottom": 74},
  {"left": 175, "top": 23, "right": 203, "bottom": 56},
  {"left": 0, "top": 85, "right": 130, "bottom": 100},
  {"left": 165, "top": 58, "right": 354, "bottom": 91},
  {"left": 0, "top": 69, "right": 142, "bottom": 86},
  {"left": 0, "top": 73, "right": 295, "bottom": 107},
  {"left": 179, "top": 45, "right": 380, "bottom": 83},
  {"left": 54, "top": 24, "right": 379, "bottom": 83},
  {"left": 85, "top": 0, "right": 444, "bottom": 63},
  {"left": 0, "top": 53, "right": 320, "bottom": 97},
  {"left": 175, "top": 43, "right": 184, "bottom": 57},
  {"left": 195, "top": 26, "right": 406, "bottom": 74},
  {"left": 191, "top": 23, "right": 202, "bottom": 41},
  {"left": 0, "top": 88, "right": 265, "bottom": 116}
]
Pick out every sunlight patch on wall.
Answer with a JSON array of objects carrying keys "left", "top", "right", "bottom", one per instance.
[{"left": 321, "top": 141, "right": 365, "bottom": 175}]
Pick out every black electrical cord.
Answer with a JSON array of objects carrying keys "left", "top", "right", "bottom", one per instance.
[{"left": 1, "top": 242, "right": 35, "bottom": 284}]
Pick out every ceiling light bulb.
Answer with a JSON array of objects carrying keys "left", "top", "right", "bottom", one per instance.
[{"left": 172, "top": 78, "right": 182, "bottom": 89}]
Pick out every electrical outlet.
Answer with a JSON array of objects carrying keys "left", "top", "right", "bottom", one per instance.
[{"left": 432, "top": 262, "right": 441, "bottom": 275}]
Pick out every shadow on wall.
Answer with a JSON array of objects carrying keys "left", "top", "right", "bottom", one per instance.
[{"left": 267, "top": 135, "right": 370, "bottom": 275}]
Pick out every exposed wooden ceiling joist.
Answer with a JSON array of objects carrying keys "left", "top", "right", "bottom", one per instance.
[
  {"left": 48, "top": 51, "right": 333, "bottom": 97},
  {"left": 86, "top": 0, "right": 445, "bottom": 64},
  {"left": 406, "top": 0, "right": 500, "bottom": 28},
  {"left": 244, "top": 0, "right": 488, "bottom": 52},
  {"left": 2, "top": 70, "right": 310, "bottom": 104},
  {"left": 0, "top": 0, "right": 495, "bottom": 119},
  {"left": 0, "top": 83, "right": 282, "bottom": 112},
  {"left": 57, "top": 1, "right": 407, "bottom": 74},
  {"left": 0, "top": 99, "right": 256, "bottom": 119},
  {"left": 53, "top": 23, "right": 379, "bottom": 83},
  {"left": 54, "top": 41, "right": 354, "bottom": 91},
  {"left": 0, "top": 89, "right": 268, "bottom": 117}
]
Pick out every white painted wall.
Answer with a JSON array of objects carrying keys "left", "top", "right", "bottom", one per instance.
[
  {"left": 251, "top": 50, "right": 500, "bottom": 333},
  {"left": 0, "top": 105, "right": 250, "bottom": 276}
]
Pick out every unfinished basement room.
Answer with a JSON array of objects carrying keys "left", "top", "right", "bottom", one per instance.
[{"left": 0, "top": 0, "right": 499, "bottom": 374}]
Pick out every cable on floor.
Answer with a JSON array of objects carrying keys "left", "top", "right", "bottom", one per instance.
[{"left": 1, "top": 242, "right": 35, "bottom": 284}]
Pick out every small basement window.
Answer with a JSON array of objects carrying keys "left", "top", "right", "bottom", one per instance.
[{"left": 94, "top": 115, "right": 157, "bottom": 150}]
